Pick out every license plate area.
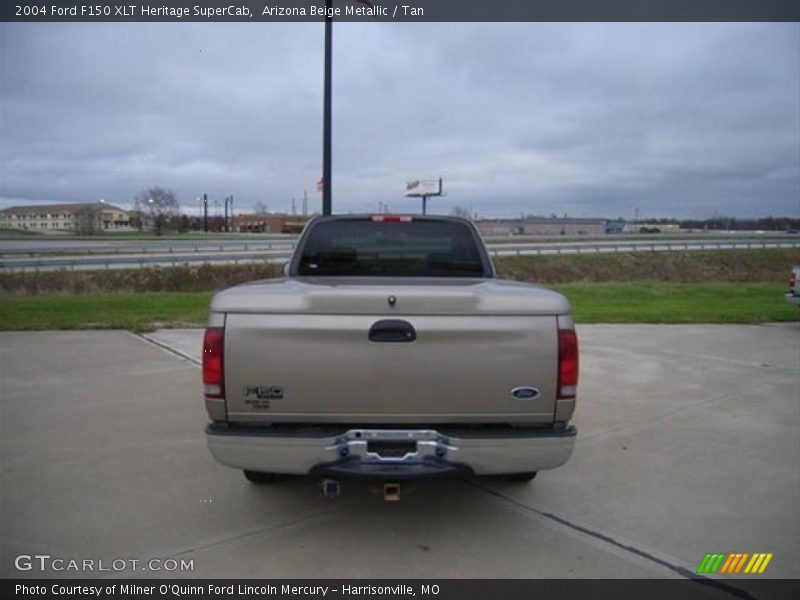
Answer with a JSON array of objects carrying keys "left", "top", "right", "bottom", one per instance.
[
  {"left": 330, "top": 429, "right": 454, "bottom": 464},
  {"left": 367, "top": 440, "right": 418, "bottom": 458}
]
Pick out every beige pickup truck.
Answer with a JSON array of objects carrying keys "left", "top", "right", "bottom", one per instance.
[{"left": 202, "top": 215, "right": 578, "bottom": 491}]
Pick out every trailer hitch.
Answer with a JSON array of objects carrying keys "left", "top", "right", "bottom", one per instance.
[{"left": 320, "top": 478, "right": 341, "bottom": 499}]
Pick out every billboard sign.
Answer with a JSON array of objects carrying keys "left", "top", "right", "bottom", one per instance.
[{"left": 405, "top": 179, "right": 442, "bottom": 197}]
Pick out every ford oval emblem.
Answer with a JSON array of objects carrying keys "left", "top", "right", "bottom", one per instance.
[{"left": 511, "top": 386, "right": 540, "bottom": 400}]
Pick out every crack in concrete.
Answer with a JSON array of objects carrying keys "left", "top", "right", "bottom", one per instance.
[
  {"left": 468, "top": 479, "right": 760, "bottom": 600},
  {"left": 131, "top": 332, "right": 201, "bottom": 367}
]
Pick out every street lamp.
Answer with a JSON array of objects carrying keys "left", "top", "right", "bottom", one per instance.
[{"left": 202, "top": 193, "right": 208, "bottom": 233}]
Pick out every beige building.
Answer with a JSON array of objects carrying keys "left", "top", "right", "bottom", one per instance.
[
  {"left": 521, "top": 218, "right": 607, "bottom": 236},
  {"left": 476, "top": 217, "right": 610, "bottom": 237},
  {"left": 0, "top": 202, "right": 132, "bottom": 233}
]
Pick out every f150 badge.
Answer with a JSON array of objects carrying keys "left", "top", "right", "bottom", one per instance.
[
  {"left": 511, "top": 386, "right": 540, "bottom": 400},
  {"left": 243, "top": 385, "right": 283, "bottom": 409}
]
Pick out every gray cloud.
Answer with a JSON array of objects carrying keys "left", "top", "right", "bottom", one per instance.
[{"left": 1, "top": 22, "right": 798, "bottom": 218}]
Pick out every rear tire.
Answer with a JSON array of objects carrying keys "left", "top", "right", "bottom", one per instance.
[
  {"left": 497, "top": 471, "right": 537, "bottom": 482},
  {"left": 243, "top": 470, "right": 291, "bottom": 483}
]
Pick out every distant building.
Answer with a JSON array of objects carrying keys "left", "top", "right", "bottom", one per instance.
[
  {"left": 0, "top": 202, "right": 132, "bottom": 233},
  {"left": 475, "top": 217, "right": 612, "bottom": 237},
  {"left": 474, "top": 220, "right": 520, "bottom": 236},
  {"left": 522, "top": 218, "right": 607, "bottom": 236},
  {"left": 634, "top": 222, "right": 681, "bottom": 233},
  {"left": 234, "top": 214, "right": 311, "bottom": 234},
  {"left": 604, "top": 219, "right": 627, "bottom": 235}
]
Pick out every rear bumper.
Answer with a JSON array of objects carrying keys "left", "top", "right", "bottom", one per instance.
[
  {"left": 785, "top": 293, "right": 800, "bottom": 306},
  {"left": 205, "top": 424, "right": 576, "bottom": 478}
]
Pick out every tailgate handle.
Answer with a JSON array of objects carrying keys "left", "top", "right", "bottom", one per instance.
[{"left": 369, "top": 319, "right": 416, "bottom": 343}]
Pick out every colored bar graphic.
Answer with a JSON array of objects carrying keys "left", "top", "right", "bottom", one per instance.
[
  {"left": 697, "top": 554, "right": 713, "bottom": 573},
  {"left": 710, "top": 553, "right": 726, "bottom": 573},
  {"left": 758, "top": 553, "right": 773, "bottom": 573},
  {"left": 697, "top": 553, "right": 726, "bottom": 574},
  {"left": 719, "top": 554, "right": 736, "bottom": 574},
  {"left": 734, "top": 553, "right": 749, "bottom": 573},
  {"left": 748, "top": 553, "right": 766, "bottom": 574},
  {"left": 699, "top": 552, "right": 773, "bottom": 575},
  {"left": 745, "top": 554, "right": 760, "bottom": 573}
]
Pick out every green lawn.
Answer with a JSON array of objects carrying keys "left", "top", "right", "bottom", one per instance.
[
  {"left": 0, "top": 283, "right": 795, "bottom": 331},
  {"left": 0, "top": 292, "right": 212, "bottom": 332},
  {"left": 552, "top": 282, "right": 796, "bottom": 323},
  {"left": 0, "top": 228, "right": 40, "bottom": 236}
]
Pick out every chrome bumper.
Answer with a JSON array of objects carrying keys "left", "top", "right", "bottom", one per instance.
[{"left": 206, "top": 424, "right": 576, "bottom": 477}]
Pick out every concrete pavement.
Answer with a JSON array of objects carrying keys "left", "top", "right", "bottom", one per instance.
[{"left": 1, "top": 325, "right": 798, "bottom": 581}]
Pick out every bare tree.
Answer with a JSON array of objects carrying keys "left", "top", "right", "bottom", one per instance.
[
  {"left": 134, "top": 187, "right": 180, "bottom": 236},
  {"left": 252, "top": 200, "right": 270, "bottom": 215},
  {"left": 74, "top": 204, "right": 98, "bottom": 235},
  {"left": 451, "top": 205, "right": 473, "bottom": 219}
]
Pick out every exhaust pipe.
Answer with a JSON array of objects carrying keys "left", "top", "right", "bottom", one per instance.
[
  {"left": 321, "top": 478, "right": 341, "bottom": 499},
  {"left": 383, "top": 482, "right": 401, "bottom": 502}
]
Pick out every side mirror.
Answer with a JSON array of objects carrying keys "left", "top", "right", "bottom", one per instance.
[{"left": 282, "top": 262, "right": 291, "bottom": 276}]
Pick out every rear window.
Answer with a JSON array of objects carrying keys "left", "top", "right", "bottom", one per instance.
[{"left": 295, "top": 218, "right": 490, "bottom": 277}]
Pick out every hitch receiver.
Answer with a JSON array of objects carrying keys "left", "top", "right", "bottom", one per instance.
[
  {"left": 321, "top": 478, "right": 341, "bottom": 499},
  {"left": 383, "top": 482, "right": 401, "bottom": 502}
]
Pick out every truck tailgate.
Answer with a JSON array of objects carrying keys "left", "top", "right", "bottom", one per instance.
[{"left": 223, "top": 313, "right": 558, "bottom": 424}]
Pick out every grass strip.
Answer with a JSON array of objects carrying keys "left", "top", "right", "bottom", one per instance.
[
  {"left": 553, "top": 282, "right": 796, "bottom": 324},
  {"left": 0, "top": 292, "right": 212, "bottom": 333},
  {"left": 0, "top": 283, "right": 795, "bottom": 332}
]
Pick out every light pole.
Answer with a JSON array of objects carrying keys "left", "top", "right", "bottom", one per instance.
[
  {"left": 322, "top": 0, "right": 333, "bottom": 215},
  {"left": 203, "top": 193, "right": 208, "bottom": 233},
  {"left": 148, "top": 197, "right": 155, "bottom": 235}
]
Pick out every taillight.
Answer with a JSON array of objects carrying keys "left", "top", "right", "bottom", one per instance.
[
  {"left": 557, "top": 328, "right": 579, "bottom": 400},
  {"left": 202, "top": 327, "right": 224, "bottom": 398},
  {"left": 371, "top": 214, "right": 413, "bottom": 222}
]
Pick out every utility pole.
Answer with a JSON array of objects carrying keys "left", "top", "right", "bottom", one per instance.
[
  {"left": 322, "top": 0, "right": 333, "bottom": 215},
  {"left": 291, "top": 198, "right": 297, "bottom": 216},
  {"left": 203, "top": 193, "right": 208, "bottom": 233},
  {"left": 302, "top": 190, "right": 308, "bottom": 217},
  {"left": 224, "top": 196, "right": 229, "bottom": 232}
]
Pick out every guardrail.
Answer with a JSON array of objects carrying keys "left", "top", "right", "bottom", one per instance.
[
  {"left": 1, "top": 239, "right": 798, "bottom": 272},
  {"left": 3, "top": 235, "right": 798, "bottom": 258},
  {"left": 0, "top": 241, "right": 298, "bottom": 258},
  {"left": 487, "top": 239, "right": 800, "bottom": 257},
  {"left": 0, "top": 250, "right": 295, "bottom": 272}
]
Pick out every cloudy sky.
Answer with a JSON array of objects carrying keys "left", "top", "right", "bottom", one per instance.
[{"left": 1, "top": 22, "right": 798, "bottom": 218}]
